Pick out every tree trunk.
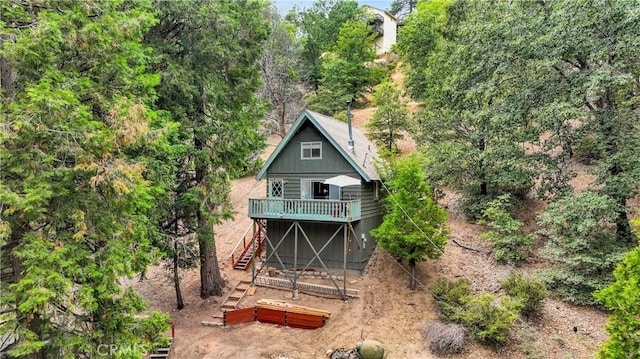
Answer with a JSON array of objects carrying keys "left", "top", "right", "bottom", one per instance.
[
  {"left": 198, "top": 222, "right": 224, "bottom": 298},
  {"left": 194, "top": 134, "right": 225, "bottom": 299},
  {"left": 1, "top": 34, "right": 17, "bottom": 96},
  {"left": 601, "top": 115, "right": 634, "bottom": 243},
  {"left": 409, "top": 259, "right": 417, "bottom": 290},
  {"left": 478, "top": 138, "right": 488, "bottom": 196},
  {"left": 613, "top": 192, "right": 634, "bottom": 244},
  {"left": 26, "top": 315, "right": 46, "bottom": 359},
  {"left": 279, "top": 102, "right": 287, "bottom": 138},
  {"left": 173, "top": 230, "right": 184, "bottom": 309}
]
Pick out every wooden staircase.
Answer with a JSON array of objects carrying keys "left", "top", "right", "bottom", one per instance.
[
  {"left": 231, "top": 221, "right": 266, "bottom": 270},
  {"left": 220, "top": 280, "right": 252, "bottom": 310}
]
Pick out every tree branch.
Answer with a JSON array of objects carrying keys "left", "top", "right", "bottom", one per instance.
[{"left": 451, "top": 238, "right": 490, "bottom": 254}]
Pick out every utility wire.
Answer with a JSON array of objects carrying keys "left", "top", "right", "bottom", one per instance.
[
  {"left": 377, "top": 179, "right": 506, "bottom": 347},
  {"left": 377, "top": 248, "right": 504, "bottom": 347},
  {"left": 379, "top": 180, "right": 480, "bottom": 287}
]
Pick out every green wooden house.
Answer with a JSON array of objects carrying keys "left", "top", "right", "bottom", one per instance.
[{"left": 248, "top": 109, "right": 383, "bottom": 279}]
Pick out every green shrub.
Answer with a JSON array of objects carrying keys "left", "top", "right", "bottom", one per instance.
[
  {"left": 537, "top": 191, "right": 633, "bottom": 306},
  {"left": 460, "top": 185, "right": 531, "bottom": 222},
  {"left": 501, "top": 272, "right": 547, "bottom": 317},
  {"left": 461, "top": 194, "right": 496, "bottom": 221},
  {"left": 573, "top": 136, "right": 602, "bottom": 165},
  {"left": 430, "top": 278, "right": 519, "bottom": 347},
  {"left": 514, "top": 323, "right": 546, "bottom": 359},
  {"left": 480, "top": 195, "right": 535, "bottom": 265},
  {"left": 430, "top": 278, "right": 471, "bottom": 320},
  {"left": 333, "top": 111, "right": 347, "bottom": 122},
  {"left": 305, "top": 90, "right": 341, "bottom": 115},
  {"left": 451, "top": 293, "right": 518, "bottom": 346}
]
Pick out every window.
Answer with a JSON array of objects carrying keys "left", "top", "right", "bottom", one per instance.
[
  {"left": 301, "top": 179, "right": 338, "bottom": 200},
  {"left": 301, "top": 179, "right": 325, "bottom": 199},
  {"left": 301, "top": 141, "right": 322, "bottom": 159},
  {"left": 269, "top": 179, "right": 283, "bottom": 198}
]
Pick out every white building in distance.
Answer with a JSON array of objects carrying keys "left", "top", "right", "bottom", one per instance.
[{"left": 363, "top": 5, "right": 398, "bottom": 55}]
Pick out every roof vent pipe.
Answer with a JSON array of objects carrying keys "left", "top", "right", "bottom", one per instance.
[{"left": 346, "top": 101, "right": 355, "bottom": 152}]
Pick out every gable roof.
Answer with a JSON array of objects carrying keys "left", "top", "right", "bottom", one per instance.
[
  {"left": 256, "top": 110, "right": 380, "bottom": 182},
  {"left": 362, "top": 4, "right": 397, "bottom": 22}
]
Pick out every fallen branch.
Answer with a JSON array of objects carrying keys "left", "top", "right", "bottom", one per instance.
[{"left": 451, "top": 238, "right": 490, "bottom": 254}]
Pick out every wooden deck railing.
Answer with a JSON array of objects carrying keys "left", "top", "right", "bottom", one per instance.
[{"left": 248, "top": 198, "right": 361, "bottom": 222}]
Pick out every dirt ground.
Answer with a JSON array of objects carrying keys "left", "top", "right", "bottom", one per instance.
[{"left": 134, "top": 110, "right": 609, "bottom": 359}]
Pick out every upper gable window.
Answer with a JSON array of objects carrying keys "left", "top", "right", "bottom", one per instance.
[{"left": 301, "top": 141, "right": 322, "bottom": 159}]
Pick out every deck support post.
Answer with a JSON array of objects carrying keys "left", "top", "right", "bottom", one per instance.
[
  {"left": 296, "top": 223, "right": 344, "bottom": 297},
  {"left": 343, "top": 223, "right": 347, "bottom": 300},
  {"left": 252, "top": 219, "right": 351, "bottom": 300},
  {"left": 293, "top": 222, "right": 299, "bottom": 299},
  {"left": 256, "top": 221, "right": 297, "bottom": 288},
  {"left": 251, "top": 220, "right": 257, "bottom": 285}
]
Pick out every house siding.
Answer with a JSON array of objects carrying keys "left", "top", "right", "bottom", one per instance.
[
  {"left": 365, "top": 6, "right": 397, "bottom": 55},
  {"left": 255, "top": 113, "right": 383, "bottom": 272},
  {"left": 266, "top": 123, "right": 370, "bottom": 201},
  {"left": 268, "top": 124, "right": 355, "bottom": 179},
  {"left": 265, "top": 220, "right": 378, "bottom": 271},
  {"left": 360, "top": 181, "right": 381, "bottom": 218}
]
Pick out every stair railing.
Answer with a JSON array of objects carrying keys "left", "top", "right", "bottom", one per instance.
[{"left": 229, "top": 223, "right": 254, "bottom": 266}]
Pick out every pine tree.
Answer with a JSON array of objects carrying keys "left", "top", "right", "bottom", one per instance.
[
  {"left": 290, "top": 0, "right": 360, "bottom": 91},
  {"left": 399, "top": 0, "right": 539, "bottom": 217},
  {"left": 145, "top": 0, "right": 269, "bottom": 298},
  {"left": 312, "top": 17, "right": 383, "bottom": 114},
  {"left": 366, "top": 82, "right": 409, "bottom": 154},
  {"left": 371, "top": 154, "right": 449, "bottom": 290},
  {"left": 0, "top": 1, "right": 170, "bottom": 356}
]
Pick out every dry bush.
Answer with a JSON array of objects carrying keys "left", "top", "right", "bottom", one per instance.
[{"left": 423, "top": 321, "right": 467, "bottom": 355}]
